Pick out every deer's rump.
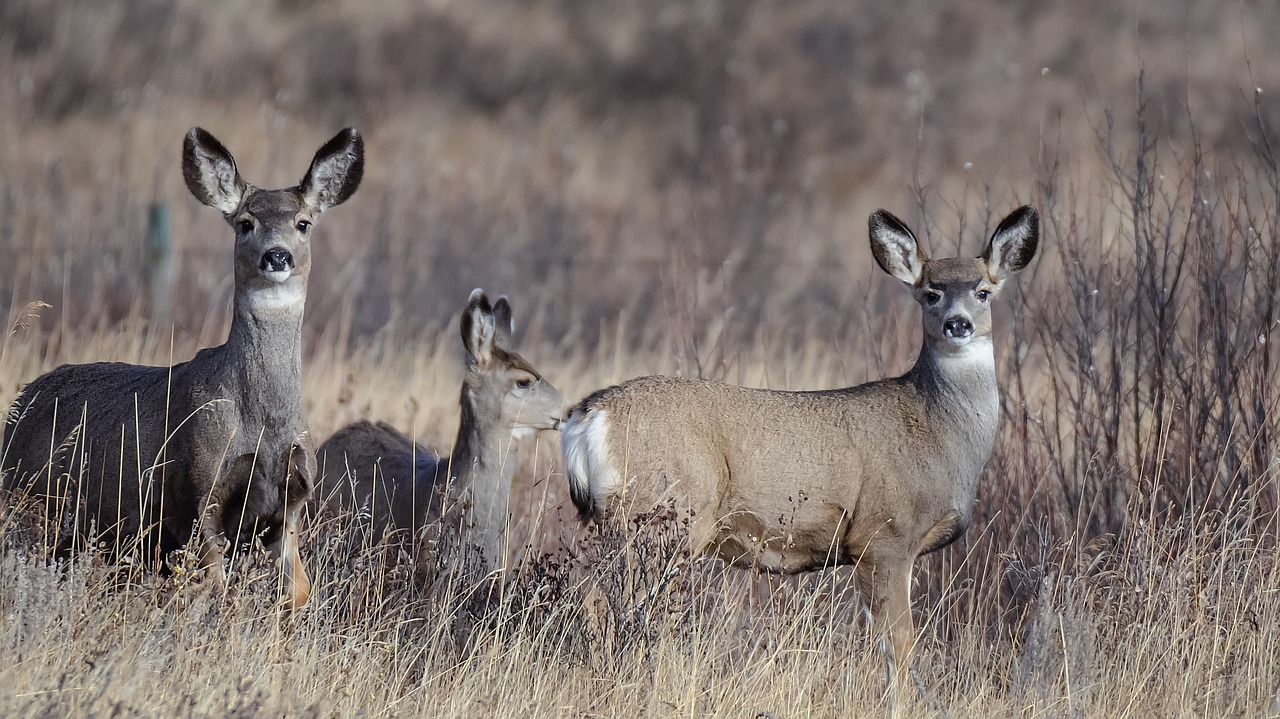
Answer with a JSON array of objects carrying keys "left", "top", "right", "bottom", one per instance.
[{"left": 3, "top": 361, "right": 208, "bottom": 556}]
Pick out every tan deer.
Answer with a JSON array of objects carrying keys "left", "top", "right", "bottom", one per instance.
[
  {"left": 562, "top": 206, "right": 1038, "bottom": 669},
  {"left": 318, "top": 289, "right": 566, "bottom": 570},
  {"left": 2, "top": 127, "right": 364, "bottom": 610}
]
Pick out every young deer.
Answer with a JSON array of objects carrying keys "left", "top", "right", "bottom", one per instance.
[
  {"left": 2, "top": 127, "right": 364, "bottom": 610},
  {"left": 318, "top": 289, "right": 565, "bottom": 570},
  {"left": 563, "top": 206, "right": 1038, "bottom": 668}
]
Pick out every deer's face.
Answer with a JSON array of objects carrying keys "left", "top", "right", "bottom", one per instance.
[
  {"left": 461, "top": 289, "right": 567, "bottom": 438},
  {"left": 230, "top": 189, "right": 315, "bottom": 312},
  {"left": 914, "top": 257, "right": 998, "bottom": 354},
  {"left": 182, "top": 126, "right": 364, "bottom": 314},
  {"left": 868, "top": 206, "right": 1039, "bottom": 358},
  {"left": 469, "top": 347, "right": 567, "bottom": 437}
]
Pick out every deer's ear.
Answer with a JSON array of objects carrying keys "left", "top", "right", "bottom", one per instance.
[
  {"left": 869, "top": 210, "right": 928, "bottom": 285},
  {"left": 182, "top": 128, "right": 246, "bottom": 215},
  {"left": 492, "top": 295, "right": 514, "bottom": 347},
  {"left": 461, "top": 288, "right": 496, "bottom": 368},
  {"left": 299, "top": 128, "right": 364, "bottom": 214},
  {"left": 982, "top": 206, "right": 1039, "bottom": 281}
]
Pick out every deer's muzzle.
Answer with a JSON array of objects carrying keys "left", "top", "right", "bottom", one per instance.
[
  {"left": 943, "top": 316, "right": 974, "bottom": 339},
  {"left": 260, "top": 248, "right": 294, "bottom": 274}
]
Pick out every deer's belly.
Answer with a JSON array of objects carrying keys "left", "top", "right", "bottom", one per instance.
[{"left": 704, "top": 506, "right": 856, "bottom": 573}]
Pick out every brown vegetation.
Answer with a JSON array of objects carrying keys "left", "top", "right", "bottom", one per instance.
[{"left": 2, "top": 1, "right": 1280, "bottom": 717}]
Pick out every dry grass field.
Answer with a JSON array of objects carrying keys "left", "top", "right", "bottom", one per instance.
[{"left": 3, "top": 1, "right": 1280, "bottom": 716}]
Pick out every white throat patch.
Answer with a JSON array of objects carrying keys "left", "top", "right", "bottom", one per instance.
[
  {"left": 249, "top": 281, "right": 306, "bottom": 312},
  {"left": 935, "top": 336, "right": 995, "bottom": 368}
]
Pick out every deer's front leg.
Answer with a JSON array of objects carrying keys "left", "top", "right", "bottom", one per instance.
[
  {"left": 269, "top": 443, "right": 315, "bottom": 610},
  {"left": 268, "top": 506, "right": 310, "bottom": 610},
  {"left": 197, "top": 494, "right": 230, "bottom": 588}
]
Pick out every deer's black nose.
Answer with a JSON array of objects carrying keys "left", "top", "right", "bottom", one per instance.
[
  {"left": 943, "top": 316, "right": 974, "bottom": 338},
  {"left": 261, "top": 248, "right": 293, "bottom": 273}
]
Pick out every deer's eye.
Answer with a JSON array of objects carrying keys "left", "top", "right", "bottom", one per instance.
[
  {"left": 237, "top": 219, "right": 254, "bottom": 234},
  {"left": 296, "top": 220, "right": 312, "bottom": 233},
  {"left": 922, "top": 290, "right": 942, "bottom": 306},
  {"left": 976, "top": 289, "right": 991, "bottom": 302},
  {"left": 515, "top": 377, "right": 534, "bottom": 390}
]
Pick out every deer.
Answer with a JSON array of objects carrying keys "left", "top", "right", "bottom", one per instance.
[
  {"left": 1, "top": 127, "right": 364, "bottom": 610},
  {"left": 317, "top": 289, "right": 566, "bottom": 571},
  {"left": 562, "top": 206, "right": 1038, "bottom": 674}
]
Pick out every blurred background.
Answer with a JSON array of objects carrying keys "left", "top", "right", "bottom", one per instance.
[
  {"left": 2, "top": 0, "right": 1278, "bottom": 357},
  {"left": 5, "top": 9, "right": 1280, "bottom": 711}
]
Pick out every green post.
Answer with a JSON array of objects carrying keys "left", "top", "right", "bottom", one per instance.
[{"left": 145, "top": 202, "right": 174, "bottom": 329}]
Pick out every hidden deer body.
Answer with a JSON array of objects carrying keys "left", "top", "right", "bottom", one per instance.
[
  {"left": 563, "top": 206, "right": 1039, "bottom": 665},
  {"left": 2, "top": 127, "right": 364, "bottom": 609},
  {"left": 318, "top": 290, "right": 565, "bottom": 570}
]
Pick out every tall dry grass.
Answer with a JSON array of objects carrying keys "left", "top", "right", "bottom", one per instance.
[
  {"left": 5, "top": 110, "right": 1280, "bottom": 715},
  {"left": 4, "top": 2, "right": 1280, "bottom": 717}
]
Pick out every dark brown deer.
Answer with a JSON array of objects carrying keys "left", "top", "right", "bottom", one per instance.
[
  {"left": 2, "top": 127, "right": 364, "bottom": 609},
  {"left": 318, "top": 289, "right": 565, "bottom": 571}
]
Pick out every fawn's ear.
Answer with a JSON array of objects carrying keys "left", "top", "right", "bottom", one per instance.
[
  {"left": 183, "top": 128, "right": 247, "bottom": 215},
  {"left": 461, "top": 288, "right": 496, "bottom": 368},
  {"left": 982, "top": 206, "right": 1039, "bottom": 282},
  {"left": 299, "top": 128, "right": 364, "bottom": 214},
  {"left": 869, "top": 209, "right": 929, "bottom": 285},
  {"left": 491, "top": 295, "right": 514, "bottom": 347}
]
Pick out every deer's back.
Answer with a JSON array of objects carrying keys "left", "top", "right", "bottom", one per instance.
[
  {"left": 5, "top": 361, "right": 174, "bottom": 487},
  {"left": 317, "top": 421, "right": 446, "bottom": 536}
]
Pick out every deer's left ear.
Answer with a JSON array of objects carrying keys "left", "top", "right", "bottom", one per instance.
[
  {"left": 492, "top": 296, "right": 514, "bottom": 347},
  {"left": 299, "top": 128, "right": 364, "bottom": 214},
  {"left": 982, "top": 206, "right": 1039, "bottom": 281}
]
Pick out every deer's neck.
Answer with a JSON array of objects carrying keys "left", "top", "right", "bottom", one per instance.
[
  {"left": 447, "top": 386, "right": 517, "bottom": 540},
  {"left": 908, "top": 337, "right": 1000, "bottom": 431},
  {"left": 221, "top": 290, "right": 307, "bottom": 423}
]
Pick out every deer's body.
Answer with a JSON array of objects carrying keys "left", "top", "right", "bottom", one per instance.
[
  {"left": 319, "top": 420, "right": 437, "bottom": 536},
  {"left": 4, "top": 334, "right": 308, "bottom": 564},
  {"left": 564, "top": 207, "right": 1039, "bottom": 667},
  {"left": 2, "top": 127, "right": 364, "bottom": 609},
  {"left": 319, "top": 290, "right": 565, "bottom": 569}
]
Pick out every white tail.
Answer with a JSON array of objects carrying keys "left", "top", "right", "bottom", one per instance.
[
  {"left": 2, "top": 127, "right": 364, "bottom": 610},
  {"left": 318, "top": 289, "right": 566, "bottom": 571},
  {"left": 562, "top": 206, "right": 1039, "bottom": 668}
]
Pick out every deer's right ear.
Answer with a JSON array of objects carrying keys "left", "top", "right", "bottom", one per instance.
[
  {"left": 300, "top": 128, "right": 364, "bottom": 214},
  {"left": 869, "top": 210, "right": 927, "bottom": 285},
  {"left": 182, "top": 128, "right": 246, "bottom": 215},
  {"left": 461, "top": 288, "right": 496, "bottom": 368}
]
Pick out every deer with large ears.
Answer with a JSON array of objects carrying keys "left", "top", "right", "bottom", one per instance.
[
  {"left": 562, "top": 206, "right": 1038, "bottom": 672},
  {"left": 2, "top": 127, "right": 363, "bottom": 610},
  {"left": 318, "top": 289, "right": 566, "bottom": 572}
]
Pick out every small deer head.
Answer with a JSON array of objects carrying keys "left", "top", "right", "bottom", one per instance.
[
  {"left": 460, "top": 288, "right": 566, "bottom": 436},
  {"left": 869, "top": 206, "right": 1039, "bottom": 357},
  {"left": 182, "top": 127, "right": 364, "bottom": 314}
]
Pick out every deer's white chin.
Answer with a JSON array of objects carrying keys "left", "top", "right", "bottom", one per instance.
[
  {"left": 262, "top": 269, "right": 292, "bottom": 284},
  {"left": 249, "top": 281, "right": 306, "bottom": 311},
  {"left": 938, "top": 336, "right": 994, "bottom": 363},
  {"left": 511, "top": 421, "right": 559, "bottom": 439}
]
